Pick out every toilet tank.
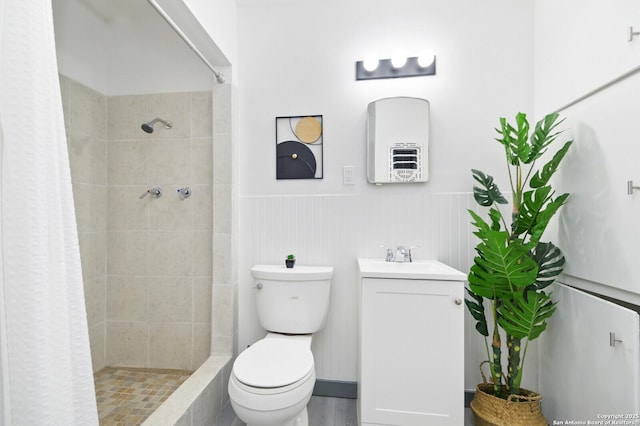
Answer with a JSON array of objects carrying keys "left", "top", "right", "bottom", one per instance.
[{"left": 251, "top": 265, "right": 333, "bottom": 334}]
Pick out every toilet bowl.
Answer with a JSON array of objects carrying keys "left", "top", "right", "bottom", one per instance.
[
  {"left": 229, "top": 334, "right": 316, "bottom": 426},
  {"left": 229, "top": 265, "right": 333, "bottom": 426}
]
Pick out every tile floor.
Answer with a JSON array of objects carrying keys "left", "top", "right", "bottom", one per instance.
[{"left": 93, "top": 367, "right": 191, "bottom": 425}]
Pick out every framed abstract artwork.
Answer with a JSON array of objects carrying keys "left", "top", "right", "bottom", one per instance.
[{"left": 275, "top": 115, "right": 323, "bottom": 179}]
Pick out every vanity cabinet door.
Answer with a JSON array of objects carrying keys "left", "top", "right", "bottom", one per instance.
[{"left": 359, "top": 278, "right": 464, "bottom": 426}]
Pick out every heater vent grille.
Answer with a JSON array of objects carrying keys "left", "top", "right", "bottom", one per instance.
[{"left": 389, "top": 143, "right": 423, "bottom": 182}]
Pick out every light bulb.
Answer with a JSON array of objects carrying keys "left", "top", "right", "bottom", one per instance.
[
  {"left": 417, "top": 51, "right": 435, "bottom": 68},
  {"left": 391, "top": 52, "right": 407, "bottom": 69},
  {"left": 363, "top": 55, "right": 379, "bottom": 72}
]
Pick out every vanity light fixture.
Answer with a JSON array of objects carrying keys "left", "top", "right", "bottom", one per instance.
[{"left": 356, "top": 52, "right": 437, "bottom": 80}]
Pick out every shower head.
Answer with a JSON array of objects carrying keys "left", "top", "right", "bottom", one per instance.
[{"left": 141, "top": 118, "right": 173, "bottom": 134}]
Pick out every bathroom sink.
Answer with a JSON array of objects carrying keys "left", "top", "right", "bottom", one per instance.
[{"left": 357, "top": 258, "right": 466, "bottom": 281}]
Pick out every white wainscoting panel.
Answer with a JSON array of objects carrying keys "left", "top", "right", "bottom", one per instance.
[{"left": 238, "top": 192, "right": 478, "bottom": 382}]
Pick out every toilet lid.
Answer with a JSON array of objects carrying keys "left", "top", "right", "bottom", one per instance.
[{"left": 234, "top": 339, "right": 314, "bottom": 388}]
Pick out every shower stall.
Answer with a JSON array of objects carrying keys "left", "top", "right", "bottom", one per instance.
[{"left": 53, "top": 0, "right": 235, "bottom": 423}]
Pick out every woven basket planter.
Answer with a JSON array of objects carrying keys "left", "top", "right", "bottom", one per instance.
[{"left": 470, "top": 383, "right": 547, "bottom": 426}]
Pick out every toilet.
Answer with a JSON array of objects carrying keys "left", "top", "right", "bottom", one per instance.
[{"left": 228, "top": 264, "right": 333, "bottom": 426}]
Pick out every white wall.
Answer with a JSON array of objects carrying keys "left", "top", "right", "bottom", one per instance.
[
  {"left": 237, "top": 0, "right": 534, "bottom": 197},
  {"left": 53, "top": 0, "right": 215, "bottom": 96},
  {"left": 236, "top": 0, "right": 536, "bottom": 388},
  {"left": 53, "top": 0, "right": 109, "bottom": 93},
  {"left": 105, "top": 11, "right": 214, "bottom": 96},
  {"left": 183, "top": 0, "right": 238, "bottom": 76}
]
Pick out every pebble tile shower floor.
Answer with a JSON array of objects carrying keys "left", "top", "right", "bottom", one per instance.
[{"left": 94, "top": 367, "right": 191, "bottom": 425}]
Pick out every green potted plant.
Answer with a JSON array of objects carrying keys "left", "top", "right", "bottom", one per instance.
[
  {"left": 285, "top": 254, "right": 296, "bottom": 268},
  {"left": 465, "top": 112, "right": 572, "bottom": 425}
]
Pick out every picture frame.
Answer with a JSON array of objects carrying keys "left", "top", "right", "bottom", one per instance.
[{"left": 275, "top": 115, "right": 323, "bottom": 180}]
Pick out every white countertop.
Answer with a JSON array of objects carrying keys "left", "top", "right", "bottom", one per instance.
[{"left": 357, "top": 258, "right": 467, "bottom": 281}]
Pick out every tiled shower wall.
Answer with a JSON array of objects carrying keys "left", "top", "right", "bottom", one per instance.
[
  {"left": 60, "top": 75, "right": 109, "bottom": 371},
  {"left": 106, "top": 91, "right": 212, "bottom": 371},
  {"left": 60, "top": 75, "right": 223, "bottom": 372}
]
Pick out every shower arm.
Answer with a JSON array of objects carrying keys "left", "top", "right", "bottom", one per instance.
[{"left": 148, "top": 118, "right": 172, "bottom": 129}]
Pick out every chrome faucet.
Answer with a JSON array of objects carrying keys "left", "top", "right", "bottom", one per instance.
[
  {"left": 385, "top": 248, "right": 394, "bottom": 262},
  {"left": 380, "top": 244, "right": 417, "bottom": 262},
  {"left": 394, "top": 246, "right": 411, "bottom": 263}
]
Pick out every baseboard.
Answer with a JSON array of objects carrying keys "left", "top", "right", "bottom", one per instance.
[
  {"left": 313, "top": 380, "right": 472, "bottom": 405},
  {"left": 313, "top": 379, "right": 358, "bottom": 399},
  {"left": 465, "top": 389, "right": 475, "bottom": 407}
]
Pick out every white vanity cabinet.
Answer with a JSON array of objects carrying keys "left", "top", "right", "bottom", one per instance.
[{"left": 357, "top": 259, "right": 466, "bottom": 426}]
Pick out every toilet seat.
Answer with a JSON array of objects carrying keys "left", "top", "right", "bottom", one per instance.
[{"left": 233, "top": 338, "right": 314, "bottom": 388}]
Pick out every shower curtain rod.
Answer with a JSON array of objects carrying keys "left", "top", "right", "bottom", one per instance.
[{"left": 146, "top": 0, "right": 226, "bottom": 84}]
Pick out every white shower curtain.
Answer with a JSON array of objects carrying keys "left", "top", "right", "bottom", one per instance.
[{"left": 0, "top": 0, "right": 99, "bottom": 424}]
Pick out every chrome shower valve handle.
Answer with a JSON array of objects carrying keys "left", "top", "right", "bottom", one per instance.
[
  {"left": 139, "top": 187, "right": 162, "bottom": 199},
  {"left": 177, "top": 187, "right": 191, "bottom": 200}
]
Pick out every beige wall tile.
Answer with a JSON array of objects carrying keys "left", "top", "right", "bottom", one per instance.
[
  {"left": 212, "top": 233, "right": 230, "bottom": 285},
  {"left": 73, "top": 183, "right": 107, "bottom": 233},
  {"left": 78, "top": 230, "right": 107, "bottom": 282},
  {"left": 107, "top": 140, "right": 150, "bottom": 185},
  {"left": 212, "top": 285, "right": 233, "bottom": 338},
  {"left": 147, "top": 139, "right": 192, "bottom": 185},
  {"left": 70, "top": 80, "right": 107, "bottom": 138},
  {"left": 108, "top": 186, "right": 149, "bottom": 231},
  {"left": 192, "top": 138, "right": 213, "bottom": 185},
  {"left": 84, "top": 276, "right": 106, "bottom": 328},
  {"left": 67, "top": 134, "right": 107, "bottom": 185},
  {"left": 192, "top": 231, "right": 213, "bottom": 277},
  {"left": 148, "top": 276, "right": 192, "bottom": 322},
  {"left": 192, "top": 185, "right": 213, "bottom": 231},
  {"left": 107, "top": 95, "right": 150, "bottom": 141},
  {"left": 59, "top": 75, "right": 70, "bottom": 131},
  {"left": 212, "top": 85, "right": 231, "bottom": 134},
  {"left": 107, "top": 231, "right": 148, "bottom": 275},
  {"left": 149, "top": 322, "right": 192, "bottom": 370},
  {"left": 213, "top": 184, "right": 231, "bottom": 234},
  {"left": 191, "top": 92, "right": 212, "bottom": 139},
  {"left": 148, "top": 231, "right": 192, "bottom": 276},
  {"left": 211, "top": 336, "right": 232, "bottom": 356},
  {"left": 107, "top": 276, "right": 148, "bottom": 322},
  {"left": 192, "top": 323, "right": 211, "bottom": 370},
  {"left": 106, "top": 321, "right": 148, "bottom": 367},
  {"left": 149, "top": 187, "right": 193, "bottom": 231},
  {"left": 213, "top": 133, "right": 231, "bottom": 185},
  {"left": 88, "top": 322, "right": 106, "bottom": 372},
  {"left": 193, "top": 276, "right": 212, "bottom": 323}
]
